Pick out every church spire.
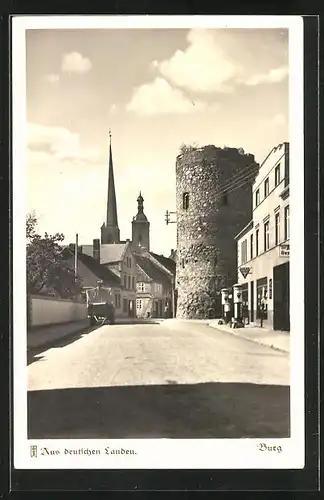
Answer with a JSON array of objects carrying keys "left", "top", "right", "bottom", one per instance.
[
  {"left": 106, "top": 130, "right": 118, "bottom": 227},
  {"left": 101, "top": 130, "right": 120, "bottom": 244}
]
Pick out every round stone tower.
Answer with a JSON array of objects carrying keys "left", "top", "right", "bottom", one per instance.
[{"left": 175, "top": 145, "right": 259, "bottom": 319}]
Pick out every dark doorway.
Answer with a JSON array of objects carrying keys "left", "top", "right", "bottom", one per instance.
[
  {"left": 250, "top": 281, "right": 254, "bottom": 323},
  {"left": 273, "top": 262, "right": 290, "bottom": 331}
]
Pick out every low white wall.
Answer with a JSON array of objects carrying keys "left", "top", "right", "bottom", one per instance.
[{"left": 31, "top": 295, "right": 87, "bottom": 327}]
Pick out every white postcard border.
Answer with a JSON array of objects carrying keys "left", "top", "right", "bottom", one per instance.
[{"left": 12, "top": 15, "right": 305, "bottom": 470}]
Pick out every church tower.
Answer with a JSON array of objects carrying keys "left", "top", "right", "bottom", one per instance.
[
  {"left": 101, "top": 131, "right": 120, "bottom": 244},
  {"left": 132, "top": 192, "right": 150, "bottom": 251}
]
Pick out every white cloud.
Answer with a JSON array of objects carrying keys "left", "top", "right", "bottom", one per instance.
[
  {"left": 154, "top": 29, "right": 239, "bottom": 94},
  {"left": 126, "top": 77, "right": 209, "bottom": 115},
  {"left": 45, "top": 73, "right": 60, "bottom": 84},
  {"left": 244, "top": 66, "right": 289, "bottom": 86},
  {"left": 61, "top": 51, "right": 92, "bottom": 74},
  {"left": 27, "top": 123, "right": 101, "bottom": 164}
]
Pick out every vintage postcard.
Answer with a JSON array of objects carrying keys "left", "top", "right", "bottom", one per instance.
[{"left": 12, "top": 15, "right": 304, "bottom": 469}]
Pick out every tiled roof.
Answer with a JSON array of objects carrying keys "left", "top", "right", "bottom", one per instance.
[
  {"left": 100, "top": 243, "right": 127, "bottom": 264},
  {"left": 82, "top": 243, "right": 128, "bottom": 264},
  {"left": 62, "top": 248, "right": 120, "bottom": 288},
  {"left": 149, "top": 252, "right": 176, "bottom": 274},
  {"left": 135, "top": 254, "right": 172, "bottom": 286}
]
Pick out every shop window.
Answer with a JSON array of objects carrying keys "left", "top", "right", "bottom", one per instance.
[{"left": 256, "top": 277, "right": 268, "bottom": 320}]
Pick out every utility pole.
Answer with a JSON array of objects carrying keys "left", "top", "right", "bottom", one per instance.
[
  {"left": 165, "top": 209, "right": 177, "bottom": 317},
  {"left": 74, "top": 233, "right": 78, "bottom": 277}
]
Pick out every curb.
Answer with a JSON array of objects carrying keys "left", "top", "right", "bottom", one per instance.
[{"left": 207, "top": 323, "right": 290, "bottom": 354}]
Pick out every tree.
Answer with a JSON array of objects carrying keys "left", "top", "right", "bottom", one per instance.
[
  {"left": 179, "top": 142, "right": 198, "bottom": 155},
  {"left": 26, "top": 213, "right": 82, "bottom": 298}
]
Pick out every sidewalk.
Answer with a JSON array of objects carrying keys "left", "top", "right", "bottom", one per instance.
[
  {"left": 27, "top": 319, "right": 90, "bottom": 350},
  {"left": 207, "top": 320, "right": 290, "bottom": 353}
]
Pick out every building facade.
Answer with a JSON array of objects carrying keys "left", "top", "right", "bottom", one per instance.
[
  {"left": 236, "top": 142, "right": 290, "bottom": 331},
  {"left": 63, "top": 246, "right": 123, "bottom": 314},
  {"left": 135, "top": 249, "right": 174, "bottom": 319},
  {"left": 175, "top": 145, "right": 259, "bottom": 319},
  {"left": 82, "top": 239, "right": 137, "bottom": 318}
]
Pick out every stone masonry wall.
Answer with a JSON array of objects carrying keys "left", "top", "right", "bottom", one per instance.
[{"left": 176, "top": 145, "right": 259, "bottom": 319}]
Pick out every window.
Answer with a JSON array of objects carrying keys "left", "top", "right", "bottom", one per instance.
[
  {"left": 137, "top": 282, "right": 145, "bottom": 292},
  {"left": 123, "top": 298, "right": 128, "bottom": 313},
  {"left": 275, "top": 212, "right": 280, "bottom": 245},
  {"left": 255, "top": 189, "right": 260, "bottom": 206},
  {"left": 250, "top": 233, "right": 254, "bottom": 260},
  {"left": 256, "top": 229, "right": 259, "bottom": 256},
  {"left": 127, "top": 275, "right": 131, "bottom": 290},
  {"left": 264, "top": 178, "right": 269, "bottom": 197},
  {"left": 275, "top": 164, "right": 281, "bottom": 186},
  {"left": 264, "top": 221, "right": 270, "bottom": 251},
  {"left": 284, "top": 205, "right": 290, "bottom": 240},
  {"left": 183, "top": 192, "right": 189, "bottom": 210},
  {"left": 136, "top": 299, "right": 142, "bottom": 310},
  {"left": 241, "top": 239, "right": 248, "bottom": 264},
  {"left": 123, "top": 274, "right": 127, "bottom": 289},
  {"left": 132, "top": 277, "right": 135, "bottom": 290}
]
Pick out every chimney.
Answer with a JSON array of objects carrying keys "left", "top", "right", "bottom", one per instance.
[{"left": 93, "top": 238, "right": 100, "bottom": 262}]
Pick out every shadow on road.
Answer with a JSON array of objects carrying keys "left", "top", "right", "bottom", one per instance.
[
  {"left": 28, "top": 381, "right": 290, "bottom": 439},
  {"left": 27, "top": 320, "right": 162, "bottom": 365},
  {"left": 27, "top": 325, "right": 99, "bottom": 365}
]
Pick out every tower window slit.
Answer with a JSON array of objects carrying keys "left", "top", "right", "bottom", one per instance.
[{"left": 183, "top": 192, "right": 189, "bottom": 210}]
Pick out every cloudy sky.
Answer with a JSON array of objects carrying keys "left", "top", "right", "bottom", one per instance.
[{"left": 26, "top": 27, "right": 289, "bottom": 256}]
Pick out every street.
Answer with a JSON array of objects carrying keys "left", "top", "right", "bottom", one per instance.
[{"left": 28, "top": 320, "right": 290, "bottom": 439}]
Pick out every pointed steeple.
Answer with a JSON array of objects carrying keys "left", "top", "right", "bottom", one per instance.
[
  {"left": 106, "top": 130, "right": 118, "bottom": 227},
  {"left": 101, "top": 130, "right": 120, "bottom": 244}
]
